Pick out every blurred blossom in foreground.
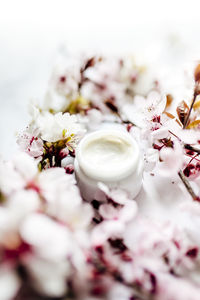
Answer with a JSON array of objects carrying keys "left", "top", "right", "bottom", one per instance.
[{"left": 1, "top": 53, "right": 200, "bottom": 299}]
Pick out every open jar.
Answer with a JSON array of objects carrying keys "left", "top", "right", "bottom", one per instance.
[{"left": 74, "top": 129, "right": 143, "bottom": 202}]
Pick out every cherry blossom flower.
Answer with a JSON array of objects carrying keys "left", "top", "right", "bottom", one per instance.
[
  {"left": 122, "top": 91, "right": 166, "bottom": 128},
  {"left": 20, "top": 213, "right": 91, "bottom": 297},
  {"left": 0, "top": 152, "right": 94, "bottom": 298},
  {"left": 91, "top": 184, "right": 138, "bottom": 246},
  {"left": 41, "top": 53, "right": 154, "bottom": 115},
  {"left": 81, "top": 57, "right": 125, "bottom": 112},
  {"left": 158, "top": 140, "right": 184, "bottom": 177},
  {"left": 17, "top": 127, "right": 43, "bottom": 160},
  {"left": 18, "top": 109, "right": 86, "bottom": 168},
  {"left": 43, "top": 55, "right": 82, "bottom": 112},
  {"left": 0, "top": 153, "right": 38, "bottom": 196},
  {"left": 36, "top": 111, "right": 84, "bottom": 143}
]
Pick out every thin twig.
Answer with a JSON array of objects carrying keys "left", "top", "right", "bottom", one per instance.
[
  {"left": 168, "top": 130, "right": 182, "bottom": 142},
  {"left": 183, "top": 92, "right": 198, "bottom": 129},
  {"left": 178, "top": 170, "right": 198, "bottom": 201},
  {"left": 187, "top": 153, "right": 200, "bottom": 165},
  {"left": 179, "top": 90, "right": 200, "bottom": 200}
]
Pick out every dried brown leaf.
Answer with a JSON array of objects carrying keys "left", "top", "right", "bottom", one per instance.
[
  {"left": 194, "top": 64, "right": 200, "bottom": 83},
  {"left": 186, "top": 119, "right": 200, "bottom": 129},
  {"left": 164, "top": 111, "right": 182, "bottom": 126},
  {"left": 165, "top": 94, "right": 173, "bottom": 110},
  {"left": 164, "top": 111, "right": 175, "bottom": 119},
  {"left": 176, "top": 100, "right": 189, "bottom": 126},
  {"left": 193, "top": 98, "right": 200, "bottom": 110}
]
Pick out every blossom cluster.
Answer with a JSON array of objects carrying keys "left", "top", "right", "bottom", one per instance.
[{"left": 1, "top": 53, "right": 200, "bottom": 299}]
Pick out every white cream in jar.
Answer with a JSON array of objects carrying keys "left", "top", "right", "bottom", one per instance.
[{"left": 74, "top": 129, "right": 143, "bottom": 201}]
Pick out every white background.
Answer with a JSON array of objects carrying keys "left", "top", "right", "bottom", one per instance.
[{"left": 1, "top": 0, "right": 200, "bottom": 158}]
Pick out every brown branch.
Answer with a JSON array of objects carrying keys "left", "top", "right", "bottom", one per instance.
[
  {"left": 183, "top": 92, "right": 198, "bottom": 129},
  {"left": 180, "top": 78, "right": 200, "bottom": 201},
  {"left": 178, "top": 170, "right": 199, "bottom": 201}
]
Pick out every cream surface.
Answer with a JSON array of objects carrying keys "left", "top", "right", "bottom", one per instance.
[
  {"left": 77, "top": 130, "right": 139, "bottom": 181},
  {"left": 83, "top": 135, "right": 133, "bottom": 168}
]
